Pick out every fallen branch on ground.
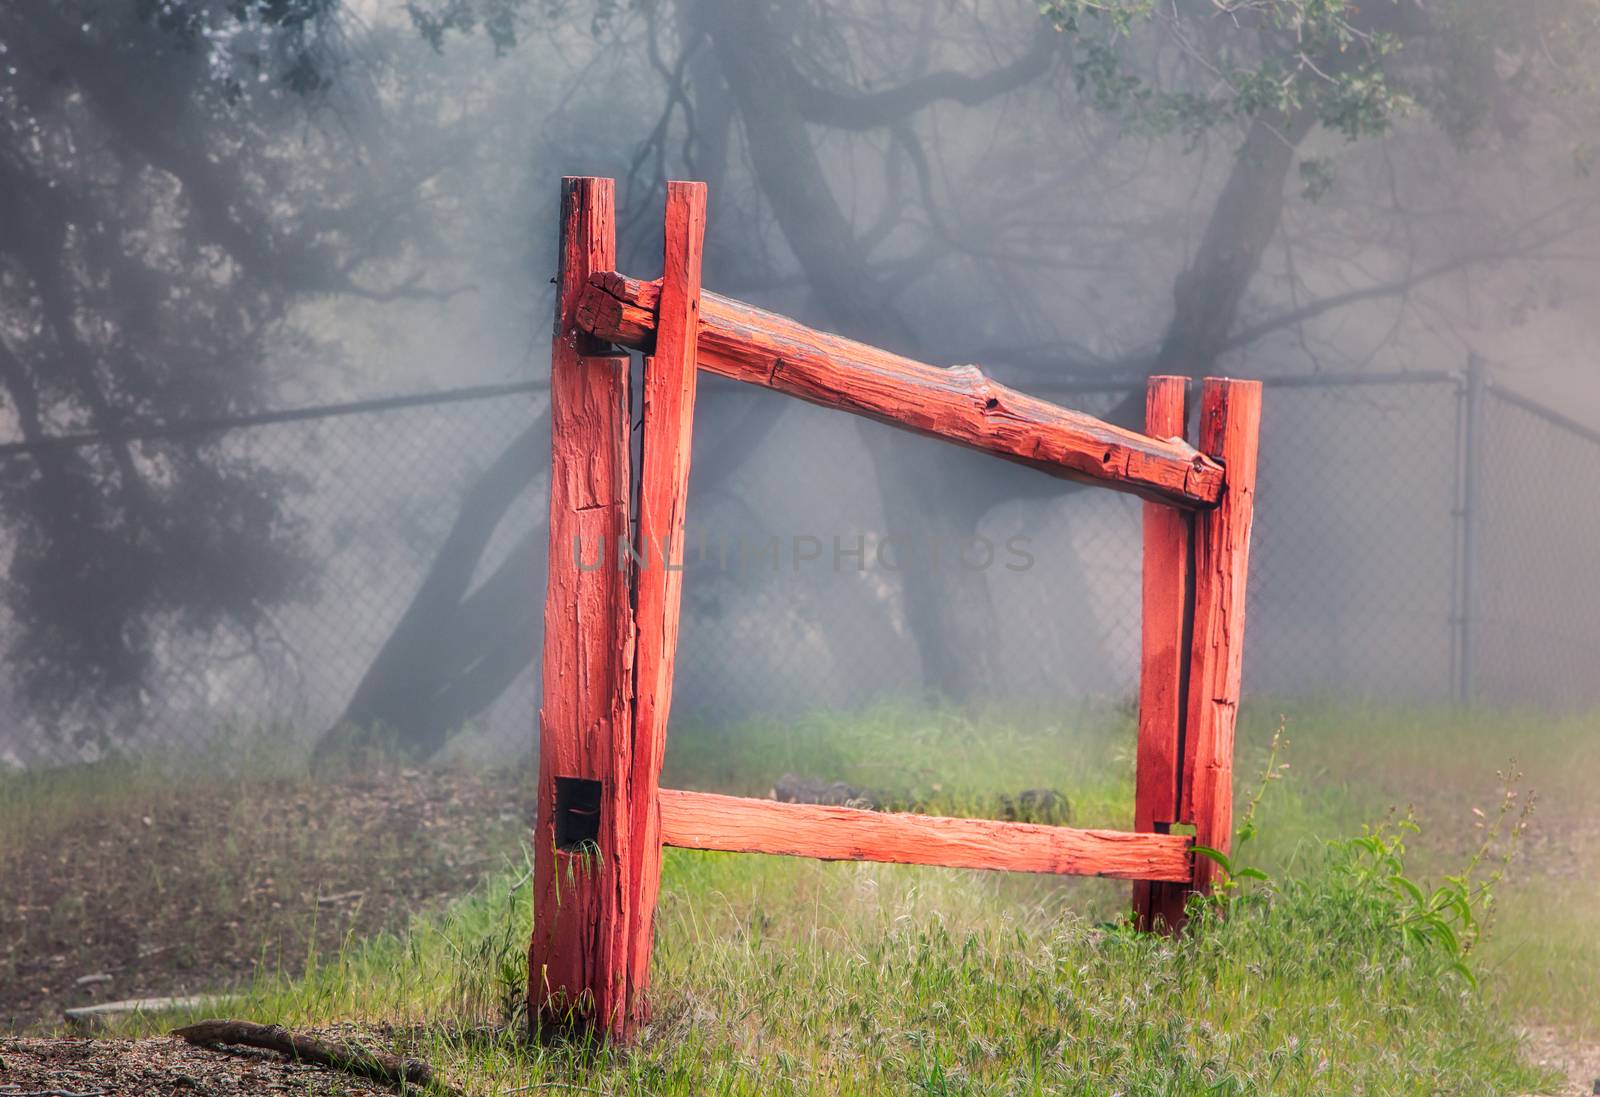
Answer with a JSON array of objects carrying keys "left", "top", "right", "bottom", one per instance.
[{"left": 172, "top": 1019, "right": 456, "bottom": 1095}]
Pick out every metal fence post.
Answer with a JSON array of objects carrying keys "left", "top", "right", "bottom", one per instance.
[{"left": 1455, "top": 353, "right": 1485, "bottom": 706}]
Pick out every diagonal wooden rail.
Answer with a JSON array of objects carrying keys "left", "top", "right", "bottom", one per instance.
[{"left": 577, "top": 272, "right": 1224, "bottom": 508}]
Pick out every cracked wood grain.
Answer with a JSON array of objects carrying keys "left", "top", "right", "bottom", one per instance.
[{"left": 577, "top": 272, "right": 1224, "bottom": 508}]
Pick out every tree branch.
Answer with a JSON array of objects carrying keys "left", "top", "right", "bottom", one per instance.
[
  {"left": 174, "top": 1020, "right": 455, "bottom": 1096},
  {"left": 791, "top": 24, "right": 1058, "bottom": 131},
  {"left": 1226, "top": 228, "right": 1600, "bottom": 353}
]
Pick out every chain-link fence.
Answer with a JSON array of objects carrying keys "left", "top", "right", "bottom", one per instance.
[
  {"left": 672, "top": 373, "right": 1474, "bottom": 719},
  {"left": 1474, "top": 377, "right": 1600, "bottom": 709},
  {"left": 1, "top": 362, "right": 1595, "bottom": 770},
  {"left": 0, "top": 386, "right": 544, "bottom": 769}
]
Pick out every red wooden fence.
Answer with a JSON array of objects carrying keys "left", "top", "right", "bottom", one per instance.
[{"left": 531, "top": 177, "right": 1263, "bottom": 1040}]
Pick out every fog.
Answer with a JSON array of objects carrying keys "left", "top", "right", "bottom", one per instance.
[{"left": 4, "top": 0, "right": 1600, "bottom": 767}]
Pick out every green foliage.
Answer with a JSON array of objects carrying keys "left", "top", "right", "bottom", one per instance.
[
  {"left": 133, "top": 0, "right": 343, "bottom": 97},
  {"left": 409, "top": 0, "right": 526, "bottom": 54},
  {"left": 1195, "top": 728, "right": 1533, "bottom": 998},
  {"left": 407, "top": 0, "right": 639, "bottom": 52},
  {"left": 1040, "top": 0, "right": 1407, "bottom": 145},
  {"left": 1326, "top": 819, "right": 1483, "bottom": 985},
  {"left": 0, "top": 2, "right": 403, "bottom": 736},
  {"left": 1041, "top": 0, "right": 1600, "bottom": 165}
]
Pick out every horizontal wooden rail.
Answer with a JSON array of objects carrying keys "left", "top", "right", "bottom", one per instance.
[
  {"left": 658, "top": 789, "right": 1193, "bottom": 882},
  {"left": 577, "top": 273, "right": 1224, "bottom": 509}
]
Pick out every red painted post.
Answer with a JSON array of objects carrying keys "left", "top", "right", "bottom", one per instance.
[
  {"left": 1133, "top": 376, "right": 1194, "bottom": 932},
  {"left": 1181, "top": 378, "right": 1263, "bottom": 896},
  {"left": 530, "top": 177, "right": 636, "bottom": 1037},
  {"left": 620, "top": 181, "right": 707, "bottom": 1035}
]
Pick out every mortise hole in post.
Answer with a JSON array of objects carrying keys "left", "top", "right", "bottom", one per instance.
[{"left": 554, "top": 776, "right": 602, "bottom": 852}]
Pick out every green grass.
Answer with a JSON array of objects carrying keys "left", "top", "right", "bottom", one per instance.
[
  {"left": 176, "top": 834, "right": 1547, "bottom": 1094},
  {"left": 661, "top": 701, "right": 1138, "bottom": 826},
  {"left": 0, "top": 724, "right": 305, "bottom": 849},
  {"left": 1229, "top": 702, "right": 1600, "bottom": 1042},
  {"left": 77, "top": 699, "right": 1597, "bottom": 1095}
]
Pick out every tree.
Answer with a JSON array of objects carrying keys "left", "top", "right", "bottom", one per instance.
[
  {"left": 0, "top": 1, "right": 455, "bottom": 746},
  {"left": 319, "top": 0, "right": 1600, "bottom": 751}
]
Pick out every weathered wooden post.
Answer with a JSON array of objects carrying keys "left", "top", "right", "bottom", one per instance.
[
  {"left": 1183, "top": 378, "right": 1262, "bottom": 897},
  {"left": 531, "top": 178, "right": 706, "bottom": 1042},
  {"left": 1133, "top": 375, "right": 1193, "bottom": 932},
  {"left": 531, "top": 177, "right": 636, "bottom": 1037},
  {"left": 621, "top": 180, "right": 707, "bottom": 1030}
]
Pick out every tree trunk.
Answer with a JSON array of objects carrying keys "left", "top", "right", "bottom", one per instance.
[
  {"left": 1154, "top": 111, "right": 1317, "bottom": 375},
  {"left": 314, "top": 421, "right": 544, "bottom": 761},
  {"left": 1099, "top": 109, "right": 1318, "bottom": 431},
  {"left": 705, "top": 0, "right": 1009, "bottom": 701},
  {"left": 315, "top": 382, "right": 788, "bottom": 762}
]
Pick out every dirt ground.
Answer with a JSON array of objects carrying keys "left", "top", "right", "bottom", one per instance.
[
  {"left": 4, "top": 1029, "right": 1597, "bottom": 1097},
  {"left": 1521, "top": 1026, "right": 1600, "bottom": 1097},
  {"left": 1, "top": 766, "right": 532, "bottom": 1033},
  {"left": 0, "top": 1033, "right": 391, "bottom": 1096}
]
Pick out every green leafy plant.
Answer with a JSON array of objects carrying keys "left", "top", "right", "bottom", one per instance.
[
  {"left": 1196, "top": 731, "right": 1535, "bottom": 990},
  {"left": 1039, "top": 0, "right": 1407, "bottom": 145},
  {"left": 1323, "top": 767, "right": 1533, "bottom": 986}
]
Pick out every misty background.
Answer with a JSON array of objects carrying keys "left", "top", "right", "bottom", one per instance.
[{"left": 4, "top": 0, "right": 1600, "bottom": 770}]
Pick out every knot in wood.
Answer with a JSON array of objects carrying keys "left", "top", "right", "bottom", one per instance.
[{"left": 951, "top": 364, "right": 1001, "bottom": 411}]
